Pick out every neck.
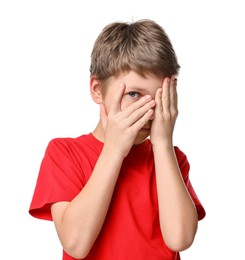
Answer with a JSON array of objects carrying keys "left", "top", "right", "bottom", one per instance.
[{"left": 92, "top": 121, "right": 105, "bottom": 143}]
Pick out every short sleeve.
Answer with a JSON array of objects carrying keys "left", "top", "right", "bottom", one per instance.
[
  {"left": 29, "top": 139, "right": 85, "bottom": 221},
  {"left": 174, "top": 146, "right": 206, "bottom": 221}
]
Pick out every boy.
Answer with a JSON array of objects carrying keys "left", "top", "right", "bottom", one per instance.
[{"left": 29, "top": 19, "right": 205, "bottom": 259}]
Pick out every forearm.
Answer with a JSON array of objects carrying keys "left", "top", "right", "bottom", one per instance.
[
  {"left": 153, "top": 144, "right": 198, "bottom": 252},
  {"left": 54, "top": 146, "right": 124, "bottom": 258}
]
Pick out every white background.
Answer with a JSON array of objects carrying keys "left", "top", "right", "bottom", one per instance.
[{"left": 1, "top": 0, "right": 244, "bottom": 259}]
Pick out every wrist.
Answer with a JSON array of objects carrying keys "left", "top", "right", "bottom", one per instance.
[
  {"left": 151, "top": 140, "right": 174, "bottom": 153},
  {"left": 102, "top": 144, "right": 125, "bottom": 162}
]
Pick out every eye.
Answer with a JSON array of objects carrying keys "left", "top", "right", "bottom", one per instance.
[{"left": 128, "top": 91, "right": 140, "bottom": 99}]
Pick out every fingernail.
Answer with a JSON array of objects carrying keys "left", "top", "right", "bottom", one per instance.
[
  {"left": 173, "top": 78, "right": 177, "bottom": 86},
  {"left": 145, "top": 95, "right": 152, "bottom": 101},
  {"left": 172, "top": 75, "right": 177, "bottom": 82}
]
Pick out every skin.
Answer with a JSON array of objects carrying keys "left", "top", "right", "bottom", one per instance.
[{"left": 51, "top": 71, "right": 198, "bottom": 259}]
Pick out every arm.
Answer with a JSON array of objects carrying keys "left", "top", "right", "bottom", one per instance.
[
  {"left": 51, "top": 83, "right": 155, "bottom": 259},
  {"left": 51, "top": 147, "right": 123, "bottom": 259},
  {"left": 151, "top": 77, "right": 198, "bottom": 252}
]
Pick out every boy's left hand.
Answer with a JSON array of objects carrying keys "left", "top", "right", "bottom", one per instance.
[{"left": 150, "top": 76, "right": 178, "bottom": 148}]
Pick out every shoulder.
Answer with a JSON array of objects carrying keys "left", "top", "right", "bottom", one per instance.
[
  {"left": 174, "top": 146, "right": 188, "bottom": 163},
  {"left": 44, "top": 137, "right": 77, "bottom": 157},
  {"left": 46, "top": 134, "right": 90, "bottom": 153},
  {"left": 174, "top": 146, "right": 190, "bottom": 178},
  {"left": 44, "top": 133, "right": 103, "bottom": 161}
]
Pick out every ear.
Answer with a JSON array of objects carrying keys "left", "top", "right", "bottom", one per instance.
[{"left": 90, "top": 76, "right": 103, "bottom": 104}]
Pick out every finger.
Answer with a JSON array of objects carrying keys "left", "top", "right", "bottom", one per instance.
[
  {"left": 131, "top": 109, "right": 154, "bottom": 133},
  {"left": 121, "top": 94, "right": 153, "bottom": 119},
  {"left": 170, "top": 76, "right": 178, "bottom": 116},
  {"left": 154, "top": 88, "right": 163, "bottom": 114},
  {"left": 100, "top": 103, "right": 108, "bottom": 129},
  {"left": 110, "top": 83, "right": 126, "bottom": 114},
  {"left": 125, "top": 99, "right": 155, "bottom": 126},
  {"left": 162, "top": 77, "right": 170, "bottom": 116}
]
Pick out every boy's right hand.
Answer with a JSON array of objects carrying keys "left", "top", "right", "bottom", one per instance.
[{"left": 100, "top": 83, "right": 155, "bottom": 158}]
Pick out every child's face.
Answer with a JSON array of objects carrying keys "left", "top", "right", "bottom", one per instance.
[{"left": 102, "top": 71, "right": 163, "bottom": 144}]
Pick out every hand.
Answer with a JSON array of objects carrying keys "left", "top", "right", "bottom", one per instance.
[
  {"left": 100, "top": 83, "right": 155, "bottom": 157},
  {"left": 150, "top": 76, "right": 178, "bottom": 147}
]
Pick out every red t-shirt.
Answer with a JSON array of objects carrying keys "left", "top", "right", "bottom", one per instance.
[{"left": 29, "top": 133, "right": 205, "bottom": 260}]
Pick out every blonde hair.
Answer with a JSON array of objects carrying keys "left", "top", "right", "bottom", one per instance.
[{"left": 90, "top": 19, "right": 180, "bottom": 83}]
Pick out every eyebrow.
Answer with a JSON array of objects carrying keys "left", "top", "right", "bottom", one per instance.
[
  {"left": 126, "top": 86, "right": 148, "bottom": 92},
  {"left": 126, "top": 85, "right": 161, "bottom": 93}
]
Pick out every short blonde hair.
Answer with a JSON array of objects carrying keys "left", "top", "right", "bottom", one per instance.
[{"left": 90, "top": 19, "right": 180, "bottom": 83}]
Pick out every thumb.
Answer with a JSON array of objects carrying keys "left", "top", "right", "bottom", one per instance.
[{"left": 100, "top": 103, "right": 108, "bottom": 129}]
